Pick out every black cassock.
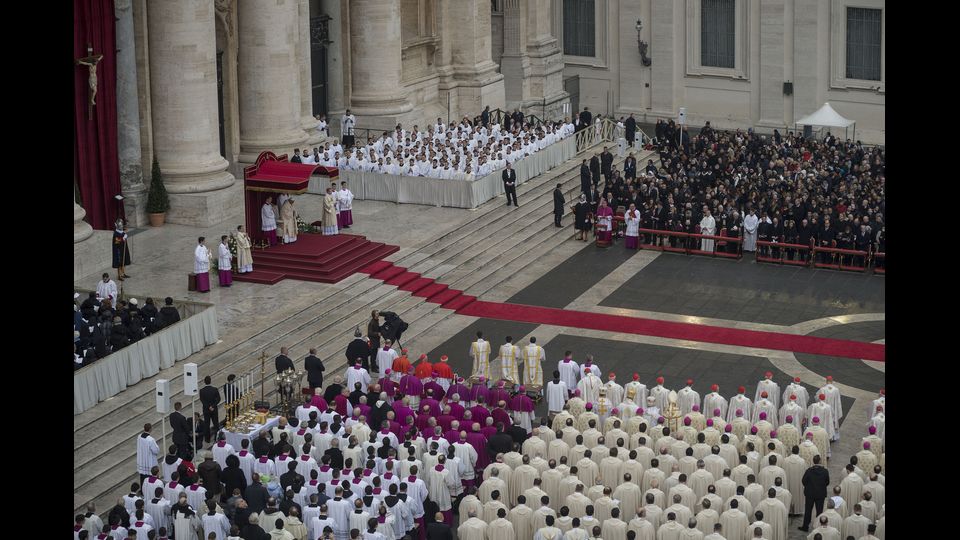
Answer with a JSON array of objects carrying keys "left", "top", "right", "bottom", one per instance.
[{"left": 112, "top": 230, "right": 132, "bottom": 269}]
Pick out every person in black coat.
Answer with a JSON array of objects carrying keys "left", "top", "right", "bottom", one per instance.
[
  {"left": 108, "top": 501, "right": 131, "bottom": 529},
  {"left": 252, "top": 431, "right": 272, "bottom": 458},
  {"left": 578, "top": 107, "right": 592, "bottom": 132},
  {"left": 245, "top": 474, "right": 271, "bottom": 515},
  {"left": 280, "top": 460, "right": 305, "bottom": 492},
  {"left": 625, "top": 114, "right": 637, "bottom": 146},
  {"left": 221, "top": 454, "right": 247, "bottom": 500},
  {"left": 275, "top": 347, "right": 295, "bottom": 373},
  {"left": 553, "top": 184, "right": 565, "bottom": 227},
  {"left": 506, "top": 419, "right": 528, "bottom": 446},
  {"left": 589, "top": 154, "right": 601, "bottom": 188},
  {"left": 600, "top": 147, "right": 613, "bottom": 183},
  {"left": 157, "top": 297, "right": 181, "bottom": 329},
  {"left": 169, "top": 402, "right": 192, "bottom": 459},
  {"left": 323, "top": 379, "right": 344, "bottom": 404},
  {"left": 199, "top": 376, "right": 221, "bottom": 443},
  {"left": 799, "top": 454, "right": 830, "bottom": 531},
  {"left": 579, "top": 159, "right": 592, "bottom": 199},
  {"left": 304, "top": 348, "right": 326, "bottom": 390},
  {"left": 345, "top": 328, "right": 372, "bottom": 372},
  {"left": 502, "top": 162, "right": 518, "bottom": 206},
  {"left": 486, "top": 424, "right": 513, "bottom": 459},
  {"left": 480, "top": 105, "right": 490, "bottom": 127},
  {"left": 426, "top": 512, "right": 453, "bottom": 540}
]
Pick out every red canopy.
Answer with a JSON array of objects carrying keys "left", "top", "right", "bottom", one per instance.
[{"left": 243, "top": 152, "right": 339, "bottom": 244}]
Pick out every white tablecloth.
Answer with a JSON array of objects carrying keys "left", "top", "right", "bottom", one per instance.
[
  {"left": 315, "top": 137, "right": 576, "bottom": 208},
  {"left": 74, "top": 298, "right": 219, "bottom": 415},
  {"left": 223, "top": 416, "right": 281, "bottom": 450}
]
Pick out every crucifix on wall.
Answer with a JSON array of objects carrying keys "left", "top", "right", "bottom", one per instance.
[{"left": 76, "top": 43, "right": 103, "bottom": 119}]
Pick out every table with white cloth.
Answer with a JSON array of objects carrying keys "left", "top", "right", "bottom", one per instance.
[
  {"left": 311, "top": 137, "right": 577, "bottom": 208},
  {"left": 222, "top": 416, "right": 281, "bottom": 450}
]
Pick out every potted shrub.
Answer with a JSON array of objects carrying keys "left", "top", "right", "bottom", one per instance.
[{"left": 146, "top": 156, "right": 170, "bottom": 226}]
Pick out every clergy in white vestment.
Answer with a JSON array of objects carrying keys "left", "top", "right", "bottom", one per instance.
[
  {"left": 458, "top": 511, "right": 488, "bottom": 540},
  {"left": 429, "top": 457, "right": 459, "bottom": 523},
  {"left": 816, "top": 377, "right": 843, "bottom": 440},
  {"left": 677, "top": 380, "right": 701, "bottom": 416},
  {"left": 194, "top": 237, "right": 213, "bottom": 292},
  {"left": 509, "top": 498, "right": 537, "bottom": 540},
  {"left": 261, "top": 198, "right": 279, "bottom": 246},
  {"left": 534, "top": 516, "right": 565, "bottom": 540},
  {"left": 658, "top": 514, "right": 686, "bottom": 540},
  {"left": 778, "top": 397, "right": 804, "bottom": 430},
  {"left": 577, "top": 370, "right": 603, "bottom": 406},
  {"left": 719, "top": 502, "right": 750, "bottom": 540},
  {"left": 200, "top": 501, "right": 231, "bottom": 540},
  {"left": 547, "top": 374, "right": 570, "bottom": 415},
  {"left": 499, "top": 338, "right": 521, "bottom": 383},
  {"left": 649, "top": 377, "right": 671, "bottom": 412},
  {"left": 625, "top": 374, "right": 649, "bottom": 407},
  {"left": 604, "top": 374, "right": 625, "bottom": 406},
  {"left": 755, "top": 490, "right": 787, "bottom": 540},
  {"left": 628, "top": 512, "right": 657, "bottom": 540},
  {"left": 558, "top": 353, "right": 581, "bottom": 390},
  {"left": 376, "top": 342, "right": 399, "bottom": 381},
  {"left": 579, "top": 357, "right": 602, "bottom": 380},
  {"left": 782, "top": 377, "right": 809, "bottom": 411},
  {"left": 471, "top": 333, "right": 493, "bottom": 381},
  {"left": 840, "top": 505, "right": 871, "bottom": 540},
  {"left": 742, "top": 210, "right": 759, "bottom": 252},
  {"left": 754, "top": 373, "right": 780, "bottom": 410},
  {"left": 727, "top": 388, "right": 753, "bottom": 424},
  {"left": 807, "top": 515, "right": 840, "bottom": 540},
  {"left": 523, "top": 338, "right": 546, "bottom": 385},
  {"left": 280, "top": 198, "right": 298, "bottom": 243},
  {"left": 699, "top": 210, "right": 716, "bottom": 252},
  {"left": 602, "top": 509, "right": 629, "bottom": 540},
  {"left": 96, "top": 273, "right": 118, "bottom": 306},
  {"left": 806, "top": 398, "right": 835, "bottom": 441},
  {"left": 680, "top": 518, "right": 704, "bottom": 540},
  {"left": 487, "top": 509, "right": 516, "bottom": 540},
  {"left": 346, "top": 361, "right": 372, "bottom": 393},
  {"left": 137, "top": 425, "right": 161, "bottom": 480},
  {"left": 782, "top": 449, "right": 806, "bottom": 515}
]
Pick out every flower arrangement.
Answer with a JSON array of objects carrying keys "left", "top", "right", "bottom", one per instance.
[{"left": 227, "top": 234, "right": 239, "bottom": 272}]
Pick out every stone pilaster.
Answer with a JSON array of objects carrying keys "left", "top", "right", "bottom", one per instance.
[
  {"left": 348, "top": 0, "right": 412, "bottom": 131},
  {"left": 500, "top": 0, "right": 531, "bottom": 110},
  {"left": 238, "top": 0, "right": 310, "bottom": 162},
  {"left": 147, "top": 0, "right": 236, "bottom": 227},
  {"left": 115, "top": 0, "right": 148, "bottom": 226},
  {"left": 523, "top": 0, "right": 569, "bottom": 120},
  {"left": 440, "top": 0, "right": 505, "bottom": 118}
]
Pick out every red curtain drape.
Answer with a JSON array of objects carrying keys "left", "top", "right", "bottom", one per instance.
[{"left": 74, "top": 0, "right": 121, "bottom": 230}]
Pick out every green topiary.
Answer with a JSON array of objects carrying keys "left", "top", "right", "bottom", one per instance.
[{"left": 146, "top": 156, "right": 170, "bottom": 214}]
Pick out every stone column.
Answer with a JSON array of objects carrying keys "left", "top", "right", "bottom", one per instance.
[
  {"left": 74, "top": 201, "right": 94, "bottom": 243},
  {"left": 348, "top": 0, "right": 411, "bottom": 129},
  {"left": 321, "top": 0, "right": 345, "bottom": 134},
  {"left": 147, "top": 0, "right": 235, "bottom": 227},
  {"left": 238, "top": 0, "right": 310, "bottom": 162},
  {"left": 114, "top": 0, "right": 148, "bottom": 226},
  {"left": 500, "top": 0, "right": 532, "bottom": 109},
  {"left": 298, "top": 0, "right": 319, "bottom": 139}
]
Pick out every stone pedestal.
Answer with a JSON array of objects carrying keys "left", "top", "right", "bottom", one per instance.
[
  {"left": 238, "top": 0, "right": 310, "bottom": 162},
  {"left": 348, "top": 0, "right": 412, "bottom": 130},
  {"left": 298, "top": 0, "right": 315, "bottom": 133},
  {"left": 74, "top": 201, "right": 94, "bottom": 244},
  {"left": 321, "top": 0, "right": 345, "bottom": 136},
  {"left": 147, "top": 0, "right": 235, "bottom": 227},
  {"left": 115, "top": 0, "right": 148, "bottom": 226}
]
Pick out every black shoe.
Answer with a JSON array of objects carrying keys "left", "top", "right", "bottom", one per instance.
[{"left": 797, "top": 527, "right": 809, "bottom": 532}]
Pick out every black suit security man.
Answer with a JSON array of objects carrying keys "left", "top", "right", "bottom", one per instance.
[
  {"left": 169, "top": 401, "right": 192, "bottom": 459},
  {"left": 502, "top": 163, "right": 518, "bottom": 206},
  {"left": 553, "top": 184, "right": 565, "bottom": 227},
  {"left": 799, "top": 454, "right": 830, "bottom": 532},
  {"left": 304, "top": 348, "right": 325, "bottom": 390},
  {"left": 580, "top": 159, "right": 592, "bottom": 200},
  {"left": 199, "top": 376, "right": 221, "bottom": 444},
  {"left": 578, "top": 107, "right": 592, "bottom": 132},
  {"left": 275, "top": 346, "right": 294, "bottom": 373}
]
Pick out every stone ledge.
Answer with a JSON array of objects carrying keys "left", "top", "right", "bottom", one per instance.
[{"left": 166, "top": 182, "right": 244, "bottom": 227}]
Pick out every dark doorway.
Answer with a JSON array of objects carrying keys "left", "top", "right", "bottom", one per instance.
[
  {"left": 216, "top": 50, "right": 226, "bottom": 159},
  {"left": 564, "top": 75, "right": 580, "bottom": 115},
  {"left": 310, "top": 15, "right": 331, "bottom": 116}
]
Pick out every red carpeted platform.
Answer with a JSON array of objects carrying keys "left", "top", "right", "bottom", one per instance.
[
  {"left": 362, "top": 260, "right": 886, "bottom": 362},
  {"left": 233, "top": 233, "right": 399, "bottom": 285}
]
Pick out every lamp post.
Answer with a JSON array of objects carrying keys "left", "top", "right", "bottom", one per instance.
[{"left": 636, "top": 20, "right": 652, "bottom": 67}]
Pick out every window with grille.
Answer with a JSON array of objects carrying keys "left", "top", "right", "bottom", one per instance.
[
  {"left": 563, "top": 0, "right": 595, "bottom": 57},
  {"left": 701, "top": 0, "right": 735, "bottom": 68},
  {"left": 845, "top": 7, "right": 881, "bottom": 81}
]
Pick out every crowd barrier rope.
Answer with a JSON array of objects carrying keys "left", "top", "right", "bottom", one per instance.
[{"left": 633, "top": 228, "right": 743, "bottom": 259}]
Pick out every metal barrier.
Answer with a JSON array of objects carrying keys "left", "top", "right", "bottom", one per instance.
[
  {"left": 755, "top": 240, "right": 814, "bottom": 267},
  {"left": 873, "top": 252, "right": 885, "bottom": 274},
  {"left": 811, "top": 245, "right": 871, "bottom": 273},
  {"left": 635, "top": 228, "right": 743, "bottom": 259}
]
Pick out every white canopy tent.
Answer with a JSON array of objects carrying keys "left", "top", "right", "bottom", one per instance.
[{"left": 795, "top": 102, "right": 856, "bottom": 140}]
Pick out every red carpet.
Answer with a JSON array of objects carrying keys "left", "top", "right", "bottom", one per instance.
[
  {"left": 234, "top": 233, "right": 399, "bottom": 285},
  {"left": 361, "top": 261, "right": 886, "bottom": 362}
]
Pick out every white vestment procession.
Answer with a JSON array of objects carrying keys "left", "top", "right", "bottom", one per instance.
[
  {"left": 547, "top": 380, "right": 569, "bottom": 413},
  {"left": 194, "top": 245, "right": 211, "bottom": 273},
  {"left": 471, "top": 339, "right": 492, "bottom": 380},
  {"left": 558, "top": 360, "right": 580, "bottom": 389},
  {"left": 699, "top": 215, "right": 716, "bottom": 251},
  {"left": 499, "top": 343, "right": 521, "bottom": 383},
  {"left": 523, "top": 344, "right": 546, "bottom": 385}
]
